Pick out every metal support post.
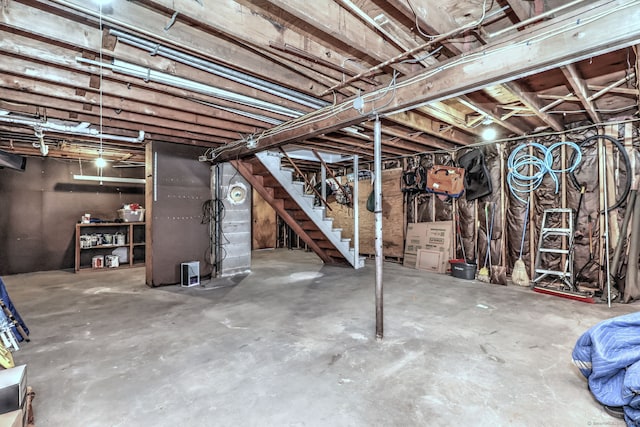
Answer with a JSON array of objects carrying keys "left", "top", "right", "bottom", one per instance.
[
  {"left": 353, "top": 155, "right": 359, "bottom": 267},
  {"left": 321, "top": 164, "right": 327, "bottom": 217},
  {"left": 374, "top": 116, "right": 383, "bottom": 339}
]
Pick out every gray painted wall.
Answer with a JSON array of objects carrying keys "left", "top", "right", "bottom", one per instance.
[
  {"left": 147, "top": 142, "right": 211, "bottom": 286},
  {"left": 0, "top": 157, "right": 144, "bottom": 274}
]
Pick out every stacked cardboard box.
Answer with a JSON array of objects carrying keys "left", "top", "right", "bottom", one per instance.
[
  {"left": 0, "top": 365, "right": 27, "bottom": 427},
  {"left": 403, "top": 221, "right": 454, "bottom": 274}
]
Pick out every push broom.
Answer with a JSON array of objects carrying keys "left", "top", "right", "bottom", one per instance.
[
  {"left": 512, "top": 198, "right": 530, "bottom": 287},
  {"left": 477, "top": 204, "right": 491, "bottom": 283}
]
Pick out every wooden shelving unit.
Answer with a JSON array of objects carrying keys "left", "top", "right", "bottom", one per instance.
[{"left": 75, "top": 222, "right": 145, "bottom": 272}]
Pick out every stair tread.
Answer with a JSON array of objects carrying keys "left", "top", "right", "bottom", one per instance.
[{"left": 255, "top": 152, "right": 363, "bottom": 270}]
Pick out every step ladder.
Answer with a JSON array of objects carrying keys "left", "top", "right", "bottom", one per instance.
[{"left": 533, "top": 208, "right": 575, "bottom": 290}]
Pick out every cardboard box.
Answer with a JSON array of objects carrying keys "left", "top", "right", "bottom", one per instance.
[
  {"left": 0, "top": 409, "right": 24, "bottom": 427},
  {"left": 0, "top": 365, "right": 27, "bottom": 416},
  {"left": 403, "top": 221, "right": 454, "bottom": 273},
  {"left": 416, "top": 249, "right": 442, "bottom": 273}
]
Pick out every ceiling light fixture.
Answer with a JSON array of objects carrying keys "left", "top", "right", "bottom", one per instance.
[
  {"left": 95, "top": 156, "right": 107, "bottom": 168},
  {"left": 482, "top": 127, "right": 497, "bottom": 141}
]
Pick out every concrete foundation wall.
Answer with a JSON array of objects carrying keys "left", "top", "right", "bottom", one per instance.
[{"left": 0, "top": 157, "right": 144, "bottom": 274}]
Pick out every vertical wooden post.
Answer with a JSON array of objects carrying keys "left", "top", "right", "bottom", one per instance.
[{"left": 605, "top": 125, "right": 620, "bottom": 249}]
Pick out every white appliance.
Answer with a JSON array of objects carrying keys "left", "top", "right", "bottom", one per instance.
[{"left": 180, "top": 261, "right": 200, "bottom": 287}]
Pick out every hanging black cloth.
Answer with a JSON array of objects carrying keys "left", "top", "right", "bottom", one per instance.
[{"left": 457, "top": 148, "right": 492, "bottom": 201}]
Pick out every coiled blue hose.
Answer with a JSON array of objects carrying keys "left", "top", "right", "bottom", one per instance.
[{"left": 507, "top": 141, "right": 582, "bottom": 204}]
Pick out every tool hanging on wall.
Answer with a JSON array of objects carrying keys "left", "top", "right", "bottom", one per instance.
[
  {"left": 457, "top": 148, "right": 493, "bottom": 201},
  {"left": 610, "top": 189, "right": 637, "bottom": 297},
  {"left": 401, "top": 157, "right": 427, "bottom": 194},
  {"left": 478, "top": 203, "right": 493, "bottom": 283},
  {"left": 512, "top": 199, "right": 531, "bottom": 287},
  {"left": 455, "top": 211, "right": 467, "bottom": 263},
  {"left": 575, "top": 215, "right": 598, "bottom": 287},
  {"left": 425, "top": 164, "right": 465, "bottom": 198}
]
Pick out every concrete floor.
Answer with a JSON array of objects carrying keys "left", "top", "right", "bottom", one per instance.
[{"left": 2, "top": 249, "right": 636, "bottom": 426}]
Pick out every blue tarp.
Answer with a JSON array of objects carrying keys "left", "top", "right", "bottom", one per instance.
[
  {"left": 572, "top": 312, "right": 640, "bottom": 426},
  {"left": 0, "top": 277, "right": 29, "bottom": 342}
]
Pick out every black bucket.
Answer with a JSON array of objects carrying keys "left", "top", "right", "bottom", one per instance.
[{"left": 450, "top": 261, "right": 477, "bottom": 280}]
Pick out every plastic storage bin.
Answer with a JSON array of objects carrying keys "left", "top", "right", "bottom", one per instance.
[{"left": 449, "top": 261, "right": 477, "bottom": 280}]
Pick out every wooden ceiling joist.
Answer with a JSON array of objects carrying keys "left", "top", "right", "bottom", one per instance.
[
  {"left": 215, "top": 0, "right": 640, "bottom": 161},
  {"left": 561, "top": 63, "right": 602, "bottom": 123}
]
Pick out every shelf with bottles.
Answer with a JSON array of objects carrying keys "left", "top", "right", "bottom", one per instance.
[{"left": 75, "top": 222, "right": 145, "bottom": 272}]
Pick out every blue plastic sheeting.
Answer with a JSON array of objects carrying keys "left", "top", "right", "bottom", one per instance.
[
  {"left": 572, "top": 312, "right": 640, "bottom": 426},
  {"left": 0, "top": 277, "right": 29, "bottom": 342}
]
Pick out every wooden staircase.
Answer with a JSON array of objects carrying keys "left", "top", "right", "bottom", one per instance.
[{"left": 231, "top": 151, "right": 364, "bottom": 269}]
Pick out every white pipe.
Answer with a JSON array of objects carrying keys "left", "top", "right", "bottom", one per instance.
[
  {"left": 0, "top": 114, "right": 145, "bottom": 143},
  {"left": 76, "top": 57, "right": 303, "bottom": 118},
  {"left": 110, "top": 29, "right": 327, "bottom": 110}
]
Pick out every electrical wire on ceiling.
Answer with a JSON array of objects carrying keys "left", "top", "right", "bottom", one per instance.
[
  {"left": 208, "top": 0, "right": 638, "bottom": 160},
  {"left": 406, "top": 0, "right": 493, "bottom": 40},
  {"left": 357, "top": 116, "right": 640, "bottom": 165}
]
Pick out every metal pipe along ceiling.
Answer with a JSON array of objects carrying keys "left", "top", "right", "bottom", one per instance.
[
  {"left": 0, "top": 113, "right": 145, "bottom": 143},
  {"left": 109, "top": 29, "right": 329, "bottom": 110},
  {"left": 76, "top": 57, "right": 304, "bottom": 118}
]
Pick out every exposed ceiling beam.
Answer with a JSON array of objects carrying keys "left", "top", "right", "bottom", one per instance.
[
  {"left": 125, "top": 0, "right": 386, "bottom": 88},
  {"left": 588, "top": 85, "right": 639, "bottom": 96},
  {"left": 381, "top": 0, "right": 545, "bottom": 137},
  {"left": 500, "top": 0, "right": 533, "bottom": 22},
  {"left": 457, "top": 96, "right": 528, "bottom": 135},
  {"left": 561, "top": 63, "right": 602, "bottom": 122},
  {"left": 37, "top": 0, "right": 330, "bottom": 98},
  {"left": 0, "top": 86, "right": 243, "bottom": 140},
  {"left": 388, "top": 111, "right": 474, "bottom": 146},
  {"left": 215, "top": 0, "right": 640, "bottom": 160},
  {"left": 502, "top": 82, "right": 565, "bottom": 131},
  {"left": 248, "top": 0, "right": 418, "bottom": 76}
]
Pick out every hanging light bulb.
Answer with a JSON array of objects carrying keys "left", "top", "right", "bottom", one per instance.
[
  {"left": 482, "top": 127, "right": 497, "bottom": 141},
  {"left": 95, "top": 156, "right": 107, "bottom": 168}
]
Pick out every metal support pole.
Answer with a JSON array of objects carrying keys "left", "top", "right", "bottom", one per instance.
[
  {"left": 213, "top": 164, "right": 222, "bottom": 277},
  {"left": 374, "top": 116, "right": 383, "bottom": 339},
  {"left": 353, "top": 155, "right": 359, "bottom": 267},
  {"left": 321, "top": 163, "right": 327, "bottom": 218}
]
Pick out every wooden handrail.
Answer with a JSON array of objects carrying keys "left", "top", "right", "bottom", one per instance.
[
  {"left": 279, "top": 148, "right": 332, "bottom": 211},
  {"left": 311, "top": 149, "right": 353, "bottom": 206}
]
